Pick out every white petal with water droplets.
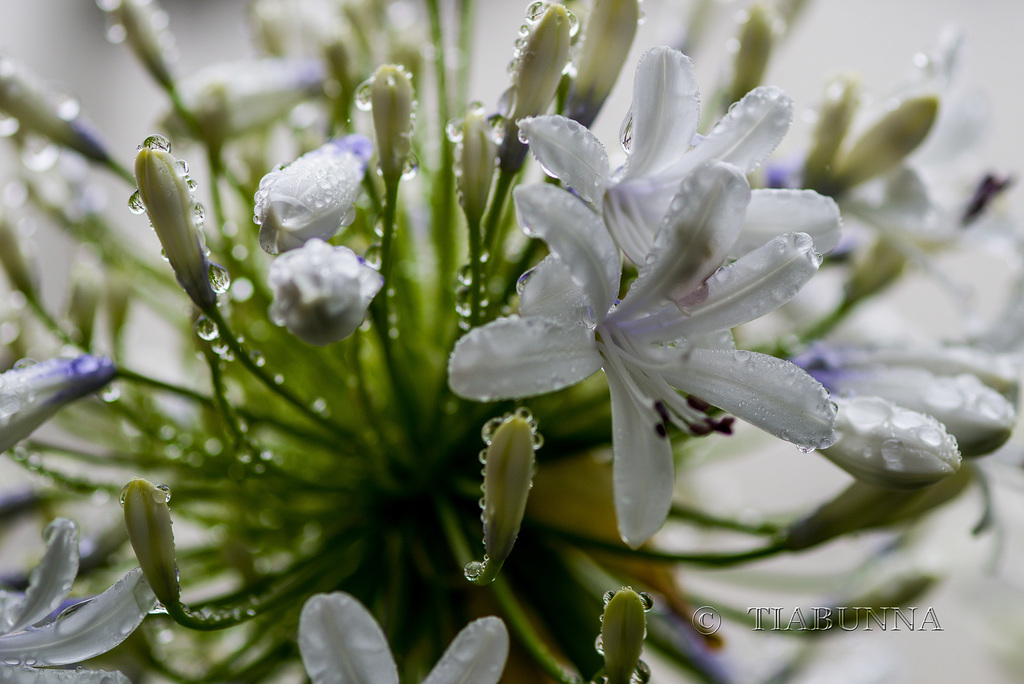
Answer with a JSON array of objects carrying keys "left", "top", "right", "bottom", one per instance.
[
  {"left": 517, "top": 256, "right": 589, "bottom": 326},
  {"left": 449, "top": 317, "right": 602, "bottom": 401},
  {"left": 604, "top": 363, "right": 674, "bottom": 548},
  {"left": 733, "top": 189, "right": 841, "bottom": 256},
  {"left": 0, "top": 568, "right": 156, "bottom": 666},
  {"left": 0, "top": 665, "right": 131, "bottom": 684},
  {"left": 519, "top": 116, "right": 609, "bottom": 205},
  {"left": 514, "top": 185, "right": 620, "bottom": 319},
  {"left": 0, "top": 519, "right": 79, "bottom": 636},
  {"left": 659, "top": 348, "right": 837, "bottom": 449},
  {"left": 422, "top": 617, "right": 509, "bottom": 684},
  {"left": 623, "top": 47, "right": 700, "bottom": 179},
  {"left": 298, "top": 593, "right": 398, "bottom": 684}
]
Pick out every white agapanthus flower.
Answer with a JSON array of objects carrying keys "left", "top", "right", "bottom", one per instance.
[
  {"left": 794, "top": 343, "right": 1019, "bottom": 457},
  {"left": 449, "top": 166, "right": 837, "bottom": 547},
  {"left": 518, "top": 45, "right": 842, "bottom": 264},
  {"left": 268, "top": 238, "right": 383, "bottom": 345},
  {"left": 0, "top": 519, "right": 156, "bottom": 683},
  {"left": 254, "top": 135, "right": 373, "bottom": 254},
  {"left": 298, "top": 592, "right": 508, "bottom": 684},
  {"left": 1, "top": 355, "right": 116, "bottom": 454}
]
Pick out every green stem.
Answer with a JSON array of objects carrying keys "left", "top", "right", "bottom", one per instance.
[
  {"left": 467, "top": 215, "right": 484, "bottom": 327},
  {"left": 481, "top": 169, "right": 515, "bottom": 259},
  {"left": 426, "top": 0, "right": 457, "bottom": 307},
  {"left": 668, "top": 503, "right": 783, "bottom": 536}
]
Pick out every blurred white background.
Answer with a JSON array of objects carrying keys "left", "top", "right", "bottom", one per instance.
[{"left": 2, "top": 1, "right": 1023, "bottom": 682}]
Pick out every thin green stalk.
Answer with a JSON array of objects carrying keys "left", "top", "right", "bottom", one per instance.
[
  {"left": 467, "top": 214, "right": 484, "bottom": 326},
  {"left": 202, "top": 347, "right": 247, "bottom": 452},
  {"left": 426, "top": 0, "right": 457, "bottom": 307},
  {"left": 482, "top": 169, "right": 515, "bottom": 258},
  {"left": 456, "top": 0, "right": 476, "bottom": 105},
  {"left": 669, "top": 503, "right": 783, "bottom": 536}
]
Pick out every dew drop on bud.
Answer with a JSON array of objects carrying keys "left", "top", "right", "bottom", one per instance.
[
  {"left": 565, "top": 8, "right": 579, "bottom": 38},
  {"left": 142, "top": 134, "right": 171, "bottom": 152},
  {"left": 525, "top": 1, "right": 546, "bottom": 22},
  {"left": 355, "top": 78, "right": 374, "bottom": 111},
  {"left": 445, "top": 118, "right": 464, "bottom": 143},
  {"left": 118, "top": 482, "right": 130, "bottom": 507},
  {"left": 463, "top": 560, "right": 486, "bottom": 582},
  {"left": 195, "top": 315, "right": 219, "bottom": 340},
  {"left": 603, "top": 590, "right": 616, "bottom": 605},
  {"left": 208, "top": 263, "right": 231, "bottom": 294},
  {"left": 192, "top": 202, "right": 205, "bottom": 222},
  {"left": 128, "top": 190, "right": 146, "bottom": 214},
  {"left": 639, "top": 592, "right": 654, "bottom": 611},
  {"left": 154, "top": 483, "right": 171, "bottom": 503}
]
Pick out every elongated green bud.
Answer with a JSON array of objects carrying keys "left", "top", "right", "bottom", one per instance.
[
  {"left": 802, "top": 74, "right": 860, "bottom": 193},
  {"left": 131, "top": 134, "right": 217, "bottom": 309},
  {"left": 104, "top": 0, "right": 176, "bottom": 91},
  {"left": 566, "top": 0, "right": 639, "bottom": 127},
  {"left": 845, "top": 236, "right": 906, "bottom": 305},
  {"left": 68, "top": 253, "right": 102, "bottom": 349},
  {"left": 601, "top": 588, "right": 649, "bottom": 684},
  {"left": 499, "top": 3, "right": 572, "bottom": 173},
  {"left": 726, "top": 3, "right": 776, "bottom": 106},
  {"left": 457, "top": 104, "right": 498, "bottom": 226},
  {"left": 121, "top": 478, "right": 179, "bottom": 609},
  {"left": 831, "top": 95, "right": 939, "bottom": 192},
  {"left": 0, "top": 213, "right": 38, "bottom": 298},
  {"left": 368, "top": 65, "right": 415, "bottom": 186}
]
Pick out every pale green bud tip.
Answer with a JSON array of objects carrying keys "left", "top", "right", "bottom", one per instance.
[
  {"left": 601, "top": 587, "right": 650, "bottom": 684},
  {"left": 108, "top": 0, "right": 176, "bottom": 90},
  {"left": 482, "top": 410, "right": 540, "bottom": 563},
  {"left": 727, "top": 3, "right": 777, "bottom": 105},
  {"left": 132, "top": 135, "right": 217, "bottom": 309},
  {"left": 367, "top": 65, "right": 415, "bottom": 185},
  {"left": 120, "top": 477, "right": 180, "bottom": 609},
  {"left": 802, "top": 73, "right": 861, "bottom": 193},
  {"left": 832, "top": 94, "right": 939, "bottom": 192},
  {"left": 457, "top": 105, "right": 498, "bottom": 226},
  {"left": 567, "top": 0, "right": 639, "bottom": 127}
]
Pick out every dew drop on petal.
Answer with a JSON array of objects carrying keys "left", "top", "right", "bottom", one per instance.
[
  {"left": 142, "top": 134, "right": 171, "bottom": 152},
  {"left": 128, "top": 191, "right": 146, "bottom": 214},
  {"left": 208, "top": 263, "right": 231, "bottom": 294}
]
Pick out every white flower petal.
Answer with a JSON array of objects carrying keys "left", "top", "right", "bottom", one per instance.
[
  {"left": 517, "top": 255, "right": 589, "bottom": 326},
  {"left": 519, "top": 116, "right": 609, "bottom": 205},
  {"left": 0, "top": 665, "right": 130, "bottom": 684},
  {"left": 604, "top": 364, "right": 674, "bottom": 548},
  {"left": 1, "top": 519, "right": 79, "bottom": 636},
  {"left": 634, "top": 232, "right": 822, "bottom": 341},
  {"left": 614, "top": 162, "right": 749, "bottom": 320},
  {"left": 298, "top": 592, "right": 398, "bottom": 684},
  {"left": 733, "top": 189, "right": 841, "bottom": 256},
  {"left": 677, "top": 86, "right": 792, "bottom": 175},
  {"left": 622, "top": 47, "right": 700, "bottom": 179},
  {"left": 821, "top": 396, "right": 959, "bottom": 489},
  {"left": 448, "top": 317, "right": 602, "bottom": 401},
  {"left": 0, "top": 568, "right": 157, "bottom": 667},
  {"left": 421, "top": 617, "right": 509, "bottom": 684},
  {"left": 845, "top": 167, "right": 945, "bottom": 242},
  {"left": 659, "top": 348, "right": 837, "bottom": 449},
  {"left": 602, "top": 174, "right": 677, "bottom": 264},
  {"left": 514, "top": 185, "right": 620, "bottom": 318}
]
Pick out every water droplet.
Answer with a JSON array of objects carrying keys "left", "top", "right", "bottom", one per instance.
[
  {"left": 355, "top": 78, "right": 374, "bottom": 111},
  {"left": 186, "top": 178, "right": 198, "bottom": 190},
  {"left": 249, "top": 350, "right": 266, "bottom": 367},
  {"left": 105, "top": 22, "right": 127, "bottom": 44},
  {"left": 312, "top": 397, "right": 328, "bottom": 415},
  {"left": 128, "top": 190, "right": 146, "bottom": 214},
  {"left": 118, "top": 482, "right": 131, "bottom": 507},
  {"left": 603, "top": 590, "right": 616, "bottom": 605},
  {"left": 402, "top": 154, "right": 419, "bottom": 179},
  {"left": 620, "top": 115, "right": 634, "bottom": 152},
  {"left": 208, "top": 263, "right": 231, "bottom": 294},
  {"left": 176, "top": 159, "right": 189, "bottom": 175},
  {"left": 525, "top": 1, "right": 546, "bottom": 22},
  {"left": 463, "top": 560, "right": 486, "bottom": 581},
  {"left": 634, "top": 660, "right": 652, "bottom": 683},
  {"left": 141, "top": 134, "right": 171, "bottom": 152},
  {"left": 154, "top": 483, "right": 171, "bottom": 503},
  {"left": 455, "top": 285, "right": 471, "bottom": 317},
  {"left": 100, "top": 384, "right": 121, "bottom": 402},
  {"left": 0, "top": 114, "right": 20, "bottom": 137},
  {"left": 565, "top": 8, "right": 579, "bottom": 37},
  {"left": 195, "top": 315, "right": 219, "bottom": 340},
  {"left": 446, "top": 118, "right": 464, "bottom": 143},
  {"left": 457, "top": 263, "right": 473, "bottom": 286},
  {"left": 364, "top": 243, "right": 382, "bottom": 268},
  {"left": 639, "top": 592, "right": 654, "bottom": 610}
]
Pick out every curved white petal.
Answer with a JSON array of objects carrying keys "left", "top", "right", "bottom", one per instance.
[
  {"left": 733, "top": 189, "right": 841, "bottom": 256},
  {"left": 422, "top": 617, "right": 509, "bottom": 684},
  {"left": 514, "top": 185, "right": 620, "bottom": 319},
  {"left": 623, "top": 47, "right": 700, "bottom": 179},
  {"left": 298, "top": 592, "right": 399, "bottom": 684},
  {"left": 659, "top": 348, "right": 837, "bottom": 449},
  {"left": 631, "top": 232, "right": 822, "bottom": 341},
  {"left": 1, "top": 519, "right": 79, "bottom": 636},
  {"left": 821, "top": 396, "right": 960, "bottom": 489},
  {"left": 519, "top": 116, "right": 609, "bottom": 205},
  {"left": 449, "top": 317, "right": 602, "bottom": 401},
  {"left": 603, "top": 362, "right": 674, "bottom": 548},
  {"left": 614, "top": 162, "right": 749, "bottom": 320},
  {"left": 828, "top": 368, "right": 1017, "bottom": 457},
  {"left": 0, "top": 665, "right": 131, "bottom": 683},
  {"left": 845, "top": 167, "right": 945, "bottom": 242},
  {"left": 602, "top": 174, "right": 678, "bottom": 264},
  {"left": 518, "top": 255, "right": 589, "bottom": 326},
  {"left": 0, "top": 568, "right": 157, "bottom": 667},
  {"left": 674, "top": 86, "right": 792, "bottom": 176}
]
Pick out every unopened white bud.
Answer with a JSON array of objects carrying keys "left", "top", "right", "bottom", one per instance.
[
  {"left": 268, "top": 239, "right": 383, "bottom": 346},
  {"left": 121, "top": 478, "right": 179, "bottom": 610},
  {"left": 368, "top": 65, "right": 415, "bottom": 186},
  {"left": 601, "top": 588, "right": 648, "bottom": 684},
  {"left": 458, "top": 106, "right": 497, "bottom": 226},
  {"left": 566, "top": 0, "right": 639, "bottom": 127}
]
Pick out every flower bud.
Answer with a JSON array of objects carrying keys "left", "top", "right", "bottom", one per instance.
[
  {"left": 254, "top": 136, "right": 372, "bottom": 254},
  {"left": 725, "top": 3, "right": 777, "bottom": 106},
  {"left": 132, "top": 135, "right": 217, "bottom": 309},
  {"left": 845, "top": 237, "right": 906, "bottom": 305},
  {"left": 120, "top": 478, "right": 179, "bottom": 610},
  {"left": 482, "top": 411, "right": 539, "bottom": 565},
  {"left": 368, "top": 65, "right": 415, "bottom": 186},
  {"left": 831, "top": 94, "right": 939, "bottom": 192},
  {"left": 268, "top": 239, "right": 383, "bottom": 346},
  {"left": 565, "top": 0, "right": 639, "bottom": 127},
  {"left": 106, "top": 271, "right": 133, "bottom": 351},
  {"left": 0, "top": 213, "right": 38, "bottom": 298},
  {"left": 499, "top": 3, "right": 572, "bottom": 173},
  {"left": 0, "top": 55, "right": 111, "bottom": 163},
  {"left": 784, "top": 466, "right": 972, "bottom": 551},
  {"left": 67, "top": 252, "right": 103, "bottom": 349},
  {"left": 601, "top": 588, "right": 648, "bottom": 684},
  {"left": 0, "top": 355, "right": 115, "bottom": 453},
  {"left": 821, "top": 396, "right": 960, "bottom": 489},
  {"left": 802, "top": 74, "right": 860, "bottom": 193},
  {"left": 103, "top": 0, "right": 176, "bottom": 91},
  {"left": 457, "top": 105, "right": 498, "bottom": 226}
]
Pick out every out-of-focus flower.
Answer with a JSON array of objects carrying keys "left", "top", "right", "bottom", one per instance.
[
  {"left": 450, "top": 167, "right": 836, "bottom": 546},
  {"left": 565, "top": 0, "right": 639, "bottom": 127},
  {"left": 254, "top": 135, "right": 372, "bottom": 254},
  {"left": 0, "top": 518, "right": 156, "bottom": 683},
  {"left": 519, "top": 46, "right": 841, "bottom": 264},
  {"left": 268, "top": 238, "right": 383, "bottom": 346},
  {"left": 298, "top": 592, "right": 508, "bottom": 684},
  {"left": 0, "top": 355, "right": 115, "bottom": 453},
  {"left": 100, "top": 0, "right": 177, "bottom": 90}
]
